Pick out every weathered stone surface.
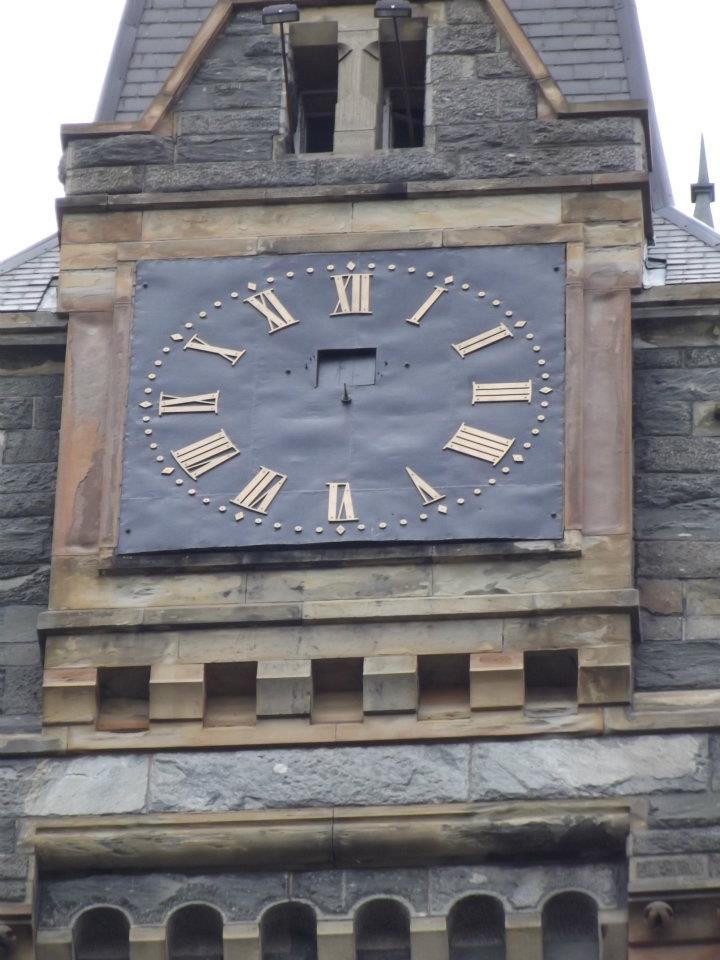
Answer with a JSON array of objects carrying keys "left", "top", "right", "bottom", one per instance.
[
  {"left": 429, "top": 862, "right": 625, "bottom": 912},
  {"left": 636, "top": 437, "right": 720, "bottom": 473},
  {"left": 33, "top": 397, "right": 62, "bottom": 431},
  {"left": 177, "top": 80, "right": 282, "bottom": 112},
  {"left": 445, "top": 0, "right": 491, "bottom": 23},
  {"left": 635, "top": 641, "right": 720, "bottom": 690},
  {"left": 635, "top": 368, "right": 720, "bottom": 403},
  {"left": 0, "top": 399, "right": 32, "bottom": 430},
  {"left": 144, "top": 159, "right": 317, "bottom": 192},
  {"left": 315, "top": 152, "right": 455, "bottom": 185},
  {"left": 639, "top": 580, "right": 684, "bottom": 615},
  {"left": 0, "top": 566, "right": 50, "bottom": 605},
  {"left": 178, "top": 109, "right": 281, "bottom": 135},
  {"left": 345, "top": 869, "right": 429, "bottom": 912},
  {"left": 0, "top": 759, "right": 40, "bottom": 816},
  {"left": 2, "top": 664, "right": 42, "bottom": 724},
  {"left": 686, "top": 347, "right": 720, "bottom": 367},
  {"left": 687, "top": 581, "right": 720, "bottom": 617},
  {"left": 148, "top": 745, "right": 469, "bottom": 812},
  {"left": 640, "top": 612, "right": 683, "bottom": 642},
  {"left": 632, "top": 347, "right": 683, "bottom": 369},
  {"left": 633, "top": 854, "right": 708, "bottom": 882},
  {"left": 2, "top": 430, "right": 59, "bottom": 464},
  {"left": 633, "top": 401, "right": 692, "bottom": 436},
  {"left": 470, "top": 736, "right": 709, "bottom": 799},
  {"left": 0, "top": 493, "right": 54, "bottom": 519},
  {"left": 430, "top": 25, "right": 497, "bottom": 55},
  {"left": 65, "top": 164, "right": 145, "bottom": 195},
  {"left": 693, "top": 400, "right": 720, "bottom": 437},
  {"left": 68, "top": 136, "right": 174, "bottom": 169},
  {"left": 686, "top": 617, "right": 720, "bottom": 640},
  {"left": 633, "top": 827, "right": 720, "bottom": 855},
  {"left": 0, "top": 518, "right": 51, "bottom": 563},
  {"left": 636, "top": 538, "right": 720, "bottom": 578},
  {"left": 431, "top": 79, "right": 536, "bottom": 124},
  {"left": 0, "top": 464, "right": 57, "bottom": 493},
  {"left": 25, "top": 756, "right": 150, "bottom": 815},
  {"left": 0, "top": 375, "right": 63, "bottom": 400},
  {"left": 649, "top": 793, "right": 720, "bottom": 828},
  {"left": 175, "top": 135, "right": 273, "bottom": 163}
]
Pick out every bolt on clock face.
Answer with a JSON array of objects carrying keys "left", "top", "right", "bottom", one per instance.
[{"left": 118, "top": 245, "right": 566, "bottom": 553}]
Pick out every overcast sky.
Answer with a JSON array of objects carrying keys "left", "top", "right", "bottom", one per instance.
[{"left": 0, "top": 0, "right": 717, "bottom": 263}]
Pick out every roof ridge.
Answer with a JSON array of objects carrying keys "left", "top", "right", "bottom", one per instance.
[{"left": 655, "top": 206, "right": 720, "bottom": 250}]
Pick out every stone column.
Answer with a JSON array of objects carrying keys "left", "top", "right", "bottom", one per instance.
[{"left": 334, "top": 19, "right": 381, "bottom": 154}]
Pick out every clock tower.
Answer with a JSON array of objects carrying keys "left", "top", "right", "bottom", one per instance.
[{"left": 9, "top": 0, "right": 696, "bottom": 957}]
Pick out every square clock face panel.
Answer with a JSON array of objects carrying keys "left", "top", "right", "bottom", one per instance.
[{"left": 118, "top": 245, "right": 566, "bottom": 553}]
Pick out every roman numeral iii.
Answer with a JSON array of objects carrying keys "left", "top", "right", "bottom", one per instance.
[
  {"left": 183, "top": 334, "right": 245, "bottom": 366},
  {"left": 444, "top": 424, "right": 515, "bottom": 465},
  {"left": 405, "top": 467, "right": 445, "bottom": 505},
  {"left": 471, "top": 381, "right": 533, "bottom": 404},
  {"left": 232, "top": 467, "right": 287, "bottom": 514},
  {"left": 243, "top": 289, "right": 298, "bottom": 334},
  {"left": 159, "top": 392, "right": 219, "bottom": 415},
  {"left": 331, "top": 273, "right": 372, "bottom": 315},
  {"left": 172, "top": 430, "right": 240, "bottom": 479},
  {"left": 452, "top": 323, "right": 513, "bottom": 358},
  {"left": 327, "top": 482, "right": 358, "bottom": 522},
  {"left": 406, "top": 286, "right": 447, "bottom": 326}
]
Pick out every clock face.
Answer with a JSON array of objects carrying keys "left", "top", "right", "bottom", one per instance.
[{"left": 118, "top": 245, "right": 565, "bottom": 553}]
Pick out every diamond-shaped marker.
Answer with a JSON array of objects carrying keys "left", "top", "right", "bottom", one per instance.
[
  {"left": 171, "top": 334, "right": 184, "bottom": 342},
  {"left": 513, "top": 454, "right": 525, "bottom": 463},
  {"left": 247, "top": 282, "right": 257, "bottom": 291},
  {"left": 139, "top": 400, "right": 152, "bottom": 408},
  {"left": 438, "top": 504, "right": 448, "bottom": 514},
  {"left": 335, "top": 525, "right": 346, "bottom": 535},
  {"left": 161, "top": 467, "right": 174, "bottom": 476},
  {"left": 514, "top": 320, "right": 527, "bottom": 328},
  {"left": 540, "top": 386, "right": 553, "bottom": 394},
  {"left": 346, "top": 260, "right": 356, "bottom": 271},
  {"left": 234, "top": 511, "right": 244, "bottom": 522},
  {"left": 444, "top": 275, "right": 454, "bottom": 284}
]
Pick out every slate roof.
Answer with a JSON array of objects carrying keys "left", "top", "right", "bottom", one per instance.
[
  {"left": 0, "top": 236, "right": 59, "bottom": 313},
  {"left": 652, "top": 210, "right": 720, "bottom": 286}
]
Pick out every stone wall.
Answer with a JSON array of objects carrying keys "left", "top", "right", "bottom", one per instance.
[
  {"left": 61, "top": 2, "right": 646, "bottom": 196},
  {"left": 633, "top": 310, "right": 720, "bottom": 691},
  {"left": 0, "top": 344, "right": 63, "bottom": 734}
]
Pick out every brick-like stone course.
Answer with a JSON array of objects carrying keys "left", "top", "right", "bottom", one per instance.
[
  {"left": 0, "top": 348, "right": 62, "bottom": 732},
  {"left": 634, "top": 316, "right": 720, "bottom": 689}
]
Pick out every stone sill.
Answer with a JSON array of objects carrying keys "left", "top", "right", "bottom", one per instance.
[
  {"left": 38, "top": 586, "right": 638, "bottom": 634},
  {"left": 0, "top": 312, "right": 67, "bottom": 347},
  {"left": 99, "top": 530, "right": 582, "bottom": 574},
  {"left": 29, "top": 799, "right": 631, "bottom": 873}
]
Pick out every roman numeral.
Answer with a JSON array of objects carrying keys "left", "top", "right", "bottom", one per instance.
[
  {"left": 452, "top": 323, "right": 513, "bottom": 358},
  {"left": 406, "top": 286, "right": 447, "bottom": 326},
  {"left": 444, "top": 424, "right": 515, "bottom": 465},
  {"left": 327, "top": 482, "right": 358, "bottom": 522},
  {"left": 243, "top": 289, "right": 298, "bottom": 334},
  {"left": 232, "top": 467, "right": 287, "bottom": 514},
  {"left": 471, "top": 380, "right": 533, "bottom": 404},
  {"left": 405, "top": 467, "right": 445, "bottom": 506},
  {"left": 183, "top": 334, "right": 245, "bottom": 366},
  {"left": 172, "top": 429, "right": 240, "bottom": 479},
  {"left": 159, "top": 392, "right": 219, "bottom": 415},
  {"left": 331, "top": 273, "right": 372, "bottom": 315}
]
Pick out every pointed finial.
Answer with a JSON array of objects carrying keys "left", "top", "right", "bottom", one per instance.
[{"left": 691, "top": 134, "right": 715, "bottom": 227}]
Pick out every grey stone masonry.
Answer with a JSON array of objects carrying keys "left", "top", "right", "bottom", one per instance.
[
  {"left": 63, "top": 6, "right": 646, "bottom": 196},
  {"left": 634, "top": 313, "right": 720, "bottom": 690},
  {"left": 0, "top": 345, "right": 63, "bottom": 733}
]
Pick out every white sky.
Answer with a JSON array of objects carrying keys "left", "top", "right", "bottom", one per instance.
[{"left": 0, "top": 0, "right": 717, "bottom": 263}]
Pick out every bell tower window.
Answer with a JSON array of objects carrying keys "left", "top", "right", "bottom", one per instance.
[
  {"left": 289, "top": 22, "right": 339, "bottom": 153},
  {"left": 378, "top": 16, "right": 427, "bottom": 147}
]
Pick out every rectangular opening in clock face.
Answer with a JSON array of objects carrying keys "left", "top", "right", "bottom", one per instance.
[
  {"left": 316, "top": 348, "right": 377, "bottom": 388},
  {"left": 118, "top": 245, "right": 566, "bottom": 554}
]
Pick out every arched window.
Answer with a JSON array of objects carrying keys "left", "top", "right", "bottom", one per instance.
[
  {"left": 355, "top": 899, "right": 411, "bottom": 960},
  {"left": 74, "top": 907, "right": 130, "bottom": 960},
  {"left": 261, "top": 903, "right": 318, "bottom": 960},
  {"left": 167, "top": 904, "right": 223, "bottom": 960},
  {"left": 448, "top": 896, "right": 506, "bottom": 960},
  {"left": 542, "top": 892, "right": 599, "bottom": 960}
]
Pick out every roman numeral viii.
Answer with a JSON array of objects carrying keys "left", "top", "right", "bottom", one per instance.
[
  {"left": 159, "top": 392, "right": 219, "bottom": 415},
  {"left": 331, "top": 274, "right": 372, "bottom": 315},
  {"left": 243, "top": 289, "right": 298, "bottom": 334},
  {"left": 172, "top": 430, "right": 240, "bottom": 479},
  {"left": 444, "top": 424, "right": 515, "bottom": 465},
  {"left": 232, "top": 467, "right": 287, "bottom": 514}
]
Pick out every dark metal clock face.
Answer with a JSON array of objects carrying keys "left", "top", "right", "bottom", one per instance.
[{"left": 118, "top": 245, "right": 565, "bottom": 553}]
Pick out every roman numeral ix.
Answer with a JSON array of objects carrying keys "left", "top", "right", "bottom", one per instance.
[{"left": 232, "top": 467, "right": 287, "bottom": 514}]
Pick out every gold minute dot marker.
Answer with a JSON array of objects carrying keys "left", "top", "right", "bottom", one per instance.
[
  {"left": 230, "top": 292, "right": 239, "bottom": 299},
  {"left": 306, "top": 267, "right": 314, "bottom": 274},
  {"left": 219, "top": 506, "right": 227, "bottom": 513},
  {"left": 185, "top": 323, "right": 193, "bottom": 329},
  {"left": 199, "top": 311, "right": 207, "bottom": 319}
]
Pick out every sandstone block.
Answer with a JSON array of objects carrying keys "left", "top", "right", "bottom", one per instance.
[
  {"left": 363, "top": 655, "right": 418, "bottom": 714},
  {"left": 577, "top": 646, "right": 631, "bottom": 705},
  {"left": 149, "top": 663, "right": 205, "bottom": 721},
  {"left": 317, "top": 920, "right": 353, "bottom": 960},
  {"left": 43, "top": 667, "right": 97, "bottom": 725},
  {"left": 256, "top": 660, "right": 312, "bottom": 718},
  {"left": 470, "top": 651, "right": 524, "bottom": 710}
]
